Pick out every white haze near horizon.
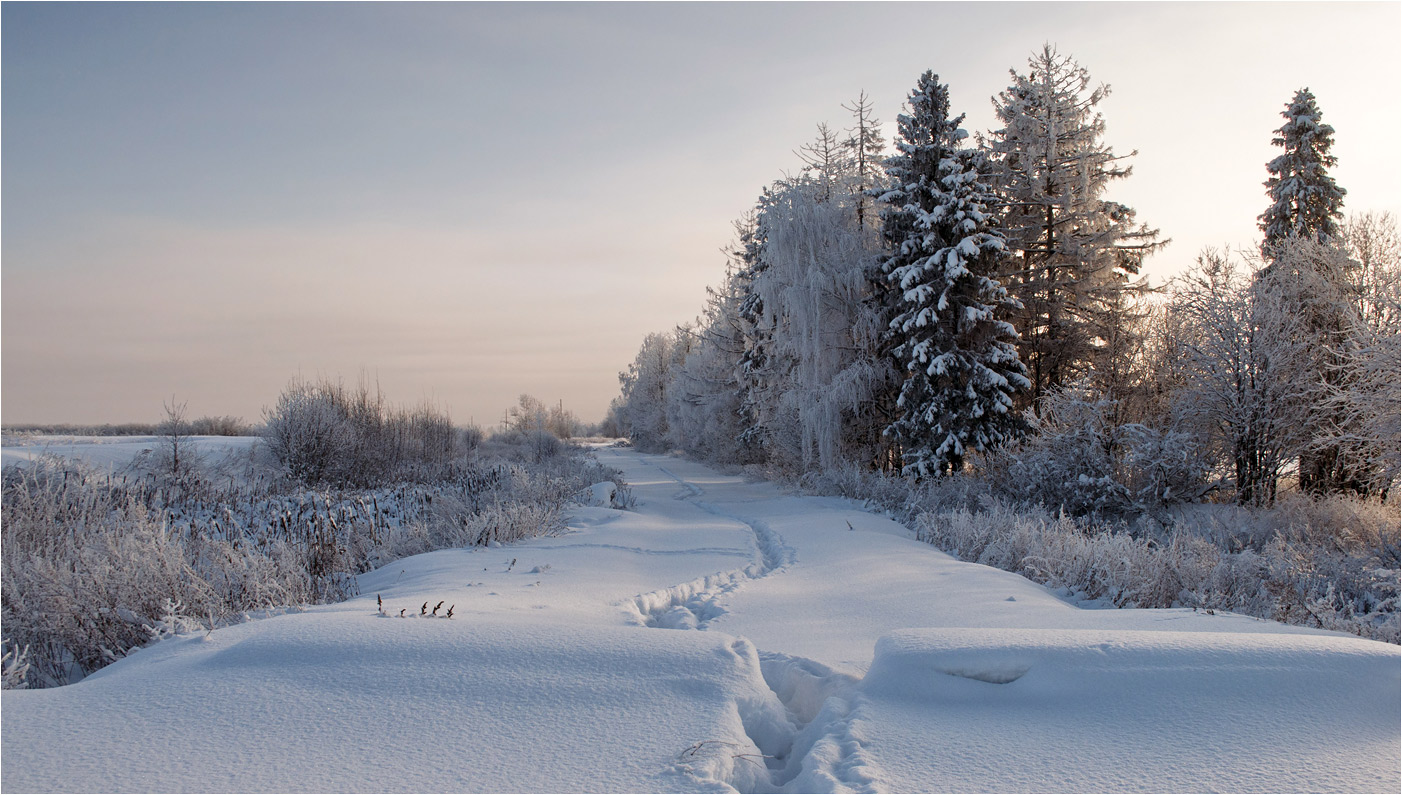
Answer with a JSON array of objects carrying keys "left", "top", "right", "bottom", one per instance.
[{"left": 3, "top": 2, "right": 1399, "bottom": 426}]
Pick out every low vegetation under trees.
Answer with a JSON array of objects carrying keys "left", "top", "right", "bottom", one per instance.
[{"left": 610, "top": 48, "right": 1400, "bottom": 643}]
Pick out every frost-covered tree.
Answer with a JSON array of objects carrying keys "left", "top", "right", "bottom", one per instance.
[
  {"left": 1269, "top": 224, "right": 1400, "bottom": 497},
  {"left": 746, "top": 173, "right": 893, "bottom": 469},
  {"left": 1259, "top": 88, "right": 1346, "bottom": 258},
  {"left": 507, "top": 394, "right": 548, "bottom": 433},
  {"left": 733, "top": 207, "right": 776, "bottom": 453},
  {"left": 985, "top": 45, "right": 1163, "bottom": 409},
  {"left": 617, "top": 331, "right": 680, "bottom": 452},
  {"left": 727, "top": 113, "right": 897, "bottom": 472},
  {"left": 794, "top": 122, "right": 847, "bottom": 202},
  {"left": 157, "top": 396, "right": 197, "bottom": 482},
  {"left": 877, "top": 71, "right": 1029, "bottom": 476},
  {"left": 666, "top": 260, "right": 762, "bottom": 464},
  {"left": 1171, "top": 250, "right": 1315, "bottom": 505},
  {"left": 1321, "top": 214, "right": 1402, "bottom": 495},
  {"left": 843, "top": 91, "right": 885, "bottom": 230}
]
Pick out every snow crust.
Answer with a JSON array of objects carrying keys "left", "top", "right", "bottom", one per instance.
[{"left": 3, "top": 446, "right": 1397, "bottom": 793}]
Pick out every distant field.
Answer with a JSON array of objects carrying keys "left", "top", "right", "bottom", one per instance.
[{"left": 0, "top": 434, "right": 262, "bottom": 470}]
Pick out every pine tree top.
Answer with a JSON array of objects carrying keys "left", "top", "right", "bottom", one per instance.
[{"left": 1259, "top": 87, "right": 1346, "bottom": 253}]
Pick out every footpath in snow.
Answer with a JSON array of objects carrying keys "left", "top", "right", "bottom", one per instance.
[{"left": 3, "top": 448, "right": 1398, "bottom": 793}]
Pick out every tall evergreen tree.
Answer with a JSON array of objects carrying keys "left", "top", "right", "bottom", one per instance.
[
  {"left": 985, "top": 45, "right": 1163, "bottom": 410},
  {"left": 1259, "top": 88, "right": 1346, "bottom": 258},
  {"left": 877, "top": 71, "right": 1029, "bottom": 476},
  {"left": 1256, "top": 89, "right": 1358, "bottom": 494}
]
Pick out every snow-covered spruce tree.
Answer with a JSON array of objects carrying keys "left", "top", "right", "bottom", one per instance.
[
  {"left": 877, "top": 71, "right": 1030, "bottom": 476},
  {"left": 1259, "top": 88, "right": 1347, "bottom": 258},
  {"left": 984, "top": 45, "right": 1163, "bottom": 410},
  {"left": 1255, "top": 89, "right": 1361, "bottom": 494}
]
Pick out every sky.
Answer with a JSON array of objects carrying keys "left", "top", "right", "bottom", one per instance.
[{"left": 3, "top": 2, "right": 1399, "bottom": 427}]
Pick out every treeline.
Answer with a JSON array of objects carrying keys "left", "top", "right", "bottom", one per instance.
[
  {"left": 3, "top": 416, "right": 254, "bottom": 438},
  {"left": 610, "top": 46, "right": 1400, "bottom": 513}
]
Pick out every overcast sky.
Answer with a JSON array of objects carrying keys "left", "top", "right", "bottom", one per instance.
[{"left": 4, "top": 1, "right": 1399, "bottom": 426}]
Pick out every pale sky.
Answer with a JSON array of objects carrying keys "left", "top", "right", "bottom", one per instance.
[{"left": 3, "top": 2, "right": 1399, "bottom": 426}]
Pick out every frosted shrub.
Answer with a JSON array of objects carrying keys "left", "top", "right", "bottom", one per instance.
[
  {"left": 1, "top": 465, "right": 224, "bottom": 687},
  {"left": 907, "top": 494, "right": 1398, "bottom": 642},
  {"left": 1, "top": 640, "right": 32, "bottom": 689},
  {"left": 522, "top": 429, "right": 564, "bottom": 463},
  {"left": 262, "top": 377, "right": 463, "bottom": 487},
  {"left": 263, "top": 383, "right": 352, "bottom": 485},
  {"left": 2, "top": 424, "right": 624, "bottom": 688},
  {"left": 789, "top": 453, "right": 1397, "bottom": 643},
  {"left": 999, "top": 388, "right": 1211, "bottom": 519}
]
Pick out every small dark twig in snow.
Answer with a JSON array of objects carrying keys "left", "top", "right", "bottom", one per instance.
[{"left": 677, "top": 740, "right": 773, "bottom": 768}]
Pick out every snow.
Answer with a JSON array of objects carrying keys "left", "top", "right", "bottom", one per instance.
[
  {"left": 3, "top": 447, "right": 1398, "bottom": 793},
  {"left": 0, "top": 434, "right": 260, "bottom": 470},
  {"left": 580, "top": 479, "right": 620, "bottom": 508}
]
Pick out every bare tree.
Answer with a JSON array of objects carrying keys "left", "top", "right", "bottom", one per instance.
[
  {"left": 1171, "top": 250, "right": 1315, "bottom": 505},
  {"left": 158, "top": 396, "right": 196, "bottom": 481},
  {"left": 1310, "top": 213, "right": 1402, "bottom": 496}
]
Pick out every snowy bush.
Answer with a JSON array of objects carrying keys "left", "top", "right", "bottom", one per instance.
[
  {"left": 996, "top": 387, "right": 1212, "bottom": 519},
  {"left": 262, "top": 377, "right": 462, "bottom": 487},
  {"left": 262, "top": 381, "right": 354, "bottom": 485},
  {"left": 2, "top": 639, "right": 33, "bottom": 690},
  {"left": 788, "top": 456, "right": 1397, "bottom": 644},
  {"left": 1, "top": 420, "right": 628, "bottom": 689},
  {"left": 908, "top": 493, "right": 1399, "bottom": 643}
]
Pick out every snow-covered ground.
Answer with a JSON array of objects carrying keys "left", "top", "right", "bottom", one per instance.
[
  {"left": 0, "top": 434, "right": 261, "bottom": 470},
  {"left": 3, "top": 448, "right": 1398, "bottom": 793}
]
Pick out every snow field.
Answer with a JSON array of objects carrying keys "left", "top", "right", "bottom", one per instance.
[
  {"left": 1, "top": 456, "right": 793, "bottom": 793},
  {"left": 0, "top": 434, "right": 260, "bottom": 471},
  {"left": 597, "top": 449, "right": 1400, "bottom": 792},
  {"left": 3, "top": 446, "right": 1398, "bottom": 793}
]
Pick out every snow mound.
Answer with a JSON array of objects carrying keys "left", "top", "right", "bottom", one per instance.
[
  {"left": 580, "top": 480, "right": 621, "bottom": 508},
  {"left": 858, "top": 627, "right": 1400, "bottom": 792},
  {"left": 864, "top": 626, "right": 1399, "bottom": 695}
]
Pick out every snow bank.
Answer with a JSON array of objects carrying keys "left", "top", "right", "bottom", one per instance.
[
  {"left": 859, "top": 627, "right": 1400, "bottom": 792},
  {"left": 580, "top": 479, "right": 620, "bottom": 507},
  {"left": 2, "top": 617, "right": 790, "bottom": 793}
]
